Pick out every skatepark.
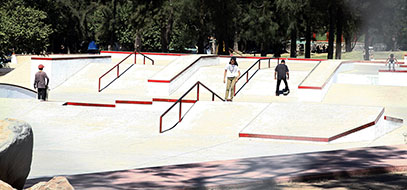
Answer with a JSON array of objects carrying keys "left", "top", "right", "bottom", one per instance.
[{"left": 1, "top": 51, "right": 407, "bottom": 189}]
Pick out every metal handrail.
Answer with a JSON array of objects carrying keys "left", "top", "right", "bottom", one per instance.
[
  {"left": 136, "top": 51, "right": 154, "bottom": 65},
  {"left": 98, "top": 51, "right": 155, "bottom": 92},
  {"left": 234, "top": 58, "right": 276, "bottom": 96},
  {"left": 98, "top": 52, "right": 134, "bottom": 92},
  {"left": 159, "top": 81, "right": 224, "bottom": 133}
]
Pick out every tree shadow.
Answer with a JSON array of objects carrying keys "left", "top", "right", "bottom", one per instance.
[{"left": 24, "top": 145, "right": 407, "bottom": 189}]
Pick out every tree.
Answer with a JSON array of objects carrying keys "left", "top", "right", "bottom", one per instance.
[
  {"left": 240, "top": 1, "right": 283, "bottom": 56},
  {"left": 0, "top": 0, "right": 52, "bottom": 55}
]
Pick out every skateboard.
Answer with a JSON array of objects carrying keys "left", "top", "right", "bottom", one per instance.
[{"left": 277, "top": 89, "right": 290, "bottom": 96}]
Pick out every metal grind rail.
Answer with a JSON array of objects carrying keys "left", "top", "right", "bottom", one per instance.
[
  {"left": 98, "top": 51, "right": 154, "bottom": 92},
  {"left": 159, "top": 81, "right": 224, "bottom": 133},
  {"left": 234, "top": 58, "right": 278, "bottom": 96}
]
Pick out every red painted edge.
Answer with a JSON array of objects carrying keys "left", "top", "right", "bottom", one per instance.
[
  {"left": 400, "top": 65, "right": 407, "bottom": 67},
  {"left": 152, "top": 98, "right": 197, "bottom": 103},
  {"left": 218, "top": 55, "right": 326, "bottom": 61},
  {"left": 384, "top": 115, "right": 404, "bottom": 123},
  {"left": 239, "top": 133, "right": 329, "bottom": 142},
  {"left": 63, "top": 102, "right": 116, "bottom": 108},
  {"left": 32, "top": 56, "right": 111, "bottom": 60},
  {"left": 239, "top": 108, "right": 385, "bottom": 143},
  {"left": 115, "top": 100, "right": 153, "bottom": 105},
  {"left": 378, "top": 70, "right": 407, "bottom": 73},
  {"left": 147, "top": 79, "right": 171, "bottom": 83},
  {"left": 100, "top": 50, "right": 187, "bottom": 56},
  {"left": 297, "top": 86, "right": 323, "bottom": 90},
  {"left": 328, "top": 108, "right": 384, "bottom": 141},
  {"left": 348, "top": 60, "right": 405, "bottom": 64}
]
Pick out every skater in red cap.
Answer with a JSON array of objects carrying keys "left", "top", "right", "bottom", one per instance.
[{"left": 34, "top": 64, "right": 49, "bottom": 101}]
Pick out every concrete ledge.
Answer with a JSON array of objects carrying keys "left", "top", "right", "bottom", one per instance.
[{"left": 31, "top": 55, "right": 111, "bottom": 89}]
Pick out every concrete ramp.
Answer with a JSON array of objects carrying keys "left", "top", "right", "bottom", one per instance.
[
  {"left": 239, "top": 103, "right": 402, "bottom": 143},
  {"left": 0, "top": 83, "right": 36, "bottom": 99}
]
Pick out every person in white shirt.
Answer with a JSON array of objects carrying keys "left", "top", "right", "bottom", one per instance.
[{"left": 223, "top": 57, "right": 240, "bottom": 101}]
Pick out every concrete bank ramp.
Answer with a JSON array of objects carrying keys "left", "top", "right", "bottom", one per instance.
[{"left": 0, "top": 83, "right": 36, "bottom": 99}]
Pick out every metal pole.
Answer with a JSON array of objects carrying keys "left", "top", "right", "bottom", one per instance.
[
  {"left": 268, "top": 59, "right": 270, "bottom": 68},
  {"left": 117, "top": 65, "right": 119, "bottom": 77},
  {"left": 144, "top": 57, "right": 146, "bottom": 65},
  {"left": 159, "top": 116, "right": 162, "bottom": 133},
  {"left": 197, "top": 83, "right": 200, "bottom": 101},
  {"left": 179, "top": 101, "right": 182, "bottom": 122}
]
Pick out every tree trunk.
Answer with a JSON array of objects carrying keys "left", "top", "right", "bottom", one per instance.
[
  {"left": 135, "top": 33, "right": 142, "bottom": 51},
  {"left": 110, "top": 0, "right": 117, "bottom": 49},
  {"left": 344, "top": 34, "right": 352, "bottom": 52},
  {"left": 327, "top": 4, "right": 335, "bottom": 59},
  {"left": 290, "top": 27, "right": 297, "bottom": 58},
  {"left": 364, "top": 28, "right": 370, "bottom": 60},
  {"left": 335, "top": 6, "right": 343, "bottom": 59},
  {"left": 305, "top": 23, "right": 311, "bottom": 58},
  {"left": 197, "top": 35, "right": 205, "bottom": 54},
  {"left": 161, "top": 0, "right": 173, "bottom": 52}
]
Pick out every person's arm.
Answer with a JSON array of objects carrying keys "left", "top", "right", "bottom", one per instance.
[
  {"left": 237, "top": 70, "right": 241, "bottom": 79},
  {"left": 34, "top": 74, "right": 38, "bottom": 89},
  {"left": 286, "top": 72, "right": 289, "bottom": 80},
  {"left": 224, "top": 69, "right": 227, "bottom": 83},
  {"left": 274, "top": 71, "right": 277, "bottom": 80},
  {"left": 45, "top": 73, "right": 49, "bottom": 86}
]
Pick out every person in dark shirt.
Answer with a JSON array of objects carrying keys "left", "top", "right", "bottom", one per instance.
[
  {"left": 385, "top": 53, "right": 398, "bottom": 71},
  {"left": 274, "top": 60, "right": 289, "bottom": 96},
  {"left": 34, "top": 64, "right": 49, "bottom": 101}
]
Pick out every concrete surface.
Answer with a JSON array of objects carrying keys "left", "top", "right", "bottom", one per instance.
[{"left": 0, "top": 54, "right": 406, "bottom": 189}]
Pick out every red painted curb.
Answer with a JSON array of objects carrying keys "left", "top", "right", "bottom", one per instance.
[
  {"left": 240, "top": 108, "right": 384, "bottom": 142},
  {"left": 297, "top": 86, "right": 323, "bottom": 90},
  {"left": 115, "top": 100, "right": 153, "bottom": 105},
  {"left": 63, "top": 102, "right": 116, "bottom": 108},
  {"left": 147, "top": 79, "right": 171, "bottom": 83},
  {"left": 152, "top": 98, "right": 197, "bottom": 103},
  {"left": 378, "top": 70, "right": 407, "bottom": 72},
  {"left": 239, "top": 133, "right": 329, "bottom": 142},
  {"left": 100, "top": 50, "right": 187, "bottom": 56},
  {"left": 32, "top": 56, "right": 111, "bottom": 60},
  {"left": 384, "top": 116, "right": 404, "bottom": 123}
]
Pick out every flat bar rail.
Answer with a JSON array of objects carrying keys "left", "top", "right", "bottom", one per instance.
[
  {"left": 159, "top": 81, "right": 224, "bottom": 133},
  {"left": 98, "top": 51, "right": 154, "bottom": 92}
]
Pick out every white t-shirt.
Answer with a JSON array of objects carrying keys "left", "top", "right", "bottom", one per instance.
[{"left": 225, "top": 64, "right": 240, "bottom": 77}]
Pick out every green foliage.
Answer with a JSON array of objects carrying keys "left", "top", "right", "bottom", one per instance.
[
  {"left": 0, "top": 0, "right": 52, "bottom": 55},
  {"left": 2, "top": 0, "right": 407, "bottom": 55}
]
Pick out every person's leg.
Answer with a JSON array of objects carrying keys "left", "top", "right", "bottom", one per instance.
[
  {"left": 230, "top": 77, "right": 238, "bottom": 100},
  {"left": 276, "top": 79, "right": 281, "bottom": 95},
  {"left": 225, "top": 77, "right": 233, "bottom": 100},
  {"left": 38, "top": 88, "right": 45, "bottom": 100},
  {"left": 283, "top": 78, "right": 289, "bottom": 91},
  {"left": 37, "top": 89, "right": 41, "bottom": 100}
]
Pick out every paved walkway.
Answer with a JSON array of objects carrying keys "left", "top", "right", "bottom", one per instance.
[{"left": 24, "top": 144, "right": 407, "bottom": 189}]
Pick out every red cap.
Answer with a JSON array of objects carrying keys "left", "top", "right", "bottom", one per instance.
[{"left": 38, "top": 64, "right": 44, "bottom": 69}]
